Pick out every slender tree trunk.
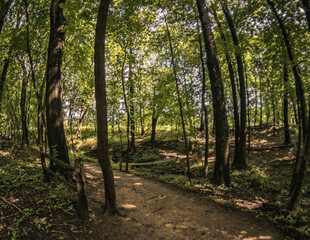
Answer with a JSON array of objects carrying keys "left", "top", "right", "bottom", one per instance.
[
  {"left": 283, "top": 65, "right": 290, "bottom": 144},
  {"left": 128, "top": 48, "right": 136, "bottom": 153},
  {"left": 267, "top": 0, "right": 307, "bottom": 141},
  {"left": 20, "top": 58, "right": 29, "bottom": 148},
  {"left": 213, "top": 10, "right": 240, "bottom": 165},
  {"left": 24, "top": 1, "right": 46, "bottom": 147},
  {"left": 150, "top": 113, "right": 158, "bottom": 148},
  {"left": 165, "top": 15, "right": 191, "bottom": 179},
  {"left": 0, "top": 58, "right": 9, "bottom": 112},
  {"left": 76, "top": 108, "right": 88, "bottom": 138},
  {"left": 0, "top": 0, "right": 13, "bottom": 35},
  {"left": 45, "top": 0, "right": 71, "bottom": 179},
  {"left": 197, "top": 21, "right": 209, "bottom": 177},
  {"left": 95, "top": 0, "right": 117, "bottom": 215},
  {"left": 254, "top": 77, "right": 258, "bottom": 126},
  {"left": 292, "top": 98, "right": 298, "bottom": 125},
  {"left": 222, "top": 3, "right": 247, "bottom": 170},
  {"left": 301, "top": 0, "right": 310, "bottom": 31},
  {"left": 259, "top": 77, "right": 263, "bottom": 127},
  {"left": 288, "top": 106, "right": 310, "bottom": 210},
  {"left": 197, "top": 0, "right": 230, "bottom": 186}
]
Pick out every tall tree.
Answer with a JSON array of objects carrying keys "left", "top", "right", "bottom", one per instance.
[
  {"left": 283, "top": 65, "right": 290, "bottom": 144},
  {"left": 301, "top": 0, "right": 310, "bottom": 30},
  {"left": 95, "top": 0, "right": 118, "bottom": 215},
  {"left": 0, "top": 0, "right": 13, "bottom": 35},
  {"left": 266, "top": 0, "right": 307, "bottom": 141},
  {"left": 213, "top": 9, "right": 240, "bottom": 168},
  {"left": 196, "top": 0, "right": 230, "bottom": 186},
  {"left": 45, "top": 0, "right": 71, "bottom": 178},
  {"left": 20, "top": 57, "right": 29, "bottom": 148},
  {"left": 221, "top": 1, "right": 247, "bottom": 170},
  {"left": 165, "top": 14, "right": 191, "bottom": 179}
]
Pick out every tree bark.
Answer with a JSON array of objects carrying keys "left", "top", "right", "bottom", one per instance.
[
  {"left": 129, "top": 48, "right": 136, "bottom": 152},
  {"left": 0, "top": 0, "right": 13, "bottom": 35},
  {"left": 20, "top": 58, "right": 29, "bottom": 148},
  {"left": 45, "top": 0, "right": 71, "bottom": 179},
  {"left": 76, "top": 108, "right": 88, "bottom": 138},
  {"left": 165, "top": 15, "right": 191, "bottom": 179},
  {"left": 283, "top": 65, "right": 291, "bottom": 144},
  {"left": 288, "top": 106, "right": 310, "bottom": 210},
  {"left": 95, "top": 0, "right": 117, "bottom": 215},
  {"left": 213, "top": 9, "right": 240, "bottom": 167},
  {"left": 197, "top": 21, "right": 209, "bottom": 177},
  {"left": 301, "top": 0, "right": 310, "bottom": 31},
  {"left": 221, "top": 2, "right": 247, "bottom": 170},
  {"left": 197, "top": 0, "right": 230, "bottom": 186},
  {"left": 267, "top": 0, "right": 307, "bottom": 141},
  {"left": 0, "top": 58, "right": 9, "bottom": 112},
  {"left": 25, "top": 0, "right": 45, "bottom": 146}
]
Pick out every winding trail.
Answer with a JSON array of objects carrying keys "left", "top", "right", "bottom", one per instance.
[{"left": 84, "top": 161, "right": 283, "bottom": 240}]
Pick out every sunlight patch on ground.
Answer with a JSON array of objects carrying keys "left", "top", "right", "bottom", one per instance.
[
  {"left": 134, "top": 182, "right": 143, "bottom": 186},
  {"left": 114, "top": 176, "right": 121, "bottom": 179},
  {"left": 121, "top": 204, "right": 137, "bottom": 209},
  {"left": 242, "top": 236, "right": 272, "bottom": 240}
]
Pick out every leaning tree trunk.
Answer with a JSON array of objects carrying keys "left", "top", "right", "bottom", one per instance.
[
  {"left": 267, "top": 0, "right": 307, "bottom": 141},
  {"left": 288, "top": 106, "right": 310, "bottom": 211},
  {"left": 197, "top": 0, "right": 230, "bottom": 186},
  {"left": 301, "top": 0, "right": 310, "bottom": 31},
  {"left": 0, "top": 0, "right": 13, "bottom": 35},
  {"left": 213, "top": 10, "right": 240, "bottom": 166},
  {"left": 95, "top": 0, "right": 117, "bottom": 215},
  {"left": 165, "top": 14, "right": 191, "bottom": 179},
  {"left": 283, "top": 65, "right": 290, "bottom": 144},
  {"left": 45, "top": 0, "right": 71, "bottom": 179},
  {"left": 222, "top": 3, "right": 247, "bottom": 170},
  {"left": 197, "top": 22, "right": 209, "bottom": 177}
]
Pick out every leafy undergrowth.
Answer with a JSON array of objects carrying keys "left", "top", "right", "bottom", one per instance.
[
  {"left": 75, "top": 126, "right": 310, "bottom": 239},
  {"left": 109, "top": 128, "right": 309, "bottom": 239},
  {"left": 0, "top": 141, "right": 90, "bottom": 240}
]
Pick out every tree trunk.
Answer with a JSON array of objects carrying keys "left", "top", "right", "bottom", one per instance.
[
  {"left": 165, "top": 15, "right": 191, "bottom": 179},
  {"left": 129, "top": 48, "right": 136, "bottom": 153},
  {"left": 213, "top": 9, "right": 240, "bottom": 167},
  {"left": 283, "top": 65, "right": 290, "bottom": 144},
  {"left": 0, "top": 58, "right": 9, "bottom": 112},
  {"left": 288, "top": 106, "right": 310, "bottom": 210},
  {"left": 45, "top": 0, "right": 71, "bottom": 179},
  {"left": 301, "top": 0, "right": 310, "bottom": 31},
  {"left": 259, "top": 77, "right": 263, "bottom": 127},
  {"left": 267, "top": 0, "right": 307, "bottom": 141},
  {"left": 0, "top": 0, "right": 13, "bottom": 35},
  {"left": 197, "top": 0, "right": 230, "bottom": 186},
  {"left": 119, "top": 43, "right": 130, "bottom": 171},
  {"left": 150, "top": 113, "right": 158, "bottom": 148},
  {"left": 197, "top": 20, "right": 209, "bottom": 177},
  {"left": 20, "top": 58, "right": 29, "bottom": 148},
  {"left": 25, "top": 1, "right": 46, "bottom": 146},
  {"left": 95, "top": 0, "right": 117, "bottom": 215},
  {"left": 222, "top": 3, "right": 247, "bottom": 170},
  {"left": 76, "top": 108, "right": 88, "bottom": 138}
]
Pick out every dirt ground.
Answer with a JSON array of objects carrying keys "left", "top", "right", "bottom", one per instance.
[{"left": 84, "top": 161, "right": 284, "bottom": 240}]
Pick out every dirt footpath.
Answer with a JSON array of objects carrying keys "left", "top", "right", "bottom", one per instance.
[{"left": 84, "top": 161, "right": 283, "bottom": 240}]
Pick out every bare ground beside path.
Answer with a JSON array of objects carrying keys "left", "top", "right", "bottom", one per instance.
[{"left": 84, "top": 161, "right": 284, "bottom": 240}]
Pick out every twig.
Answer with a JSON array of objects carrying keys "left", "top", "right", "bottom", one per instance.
[{"left": 0, "top": 196, "right": 25, "bottom": 213}]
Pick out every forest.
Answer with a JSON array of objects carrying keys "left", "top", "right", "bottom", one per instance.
[{"left": 0, "top": 0, "right": 309, "bottom": 239}]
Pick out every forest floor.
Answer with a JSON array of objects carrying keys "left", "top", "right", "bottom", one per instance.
[
  {"left": 85, "top": 160, "right": 283, "bottom": 240},
  {"left": 1, "top": 126, "right": 309, "bottom": 239}
]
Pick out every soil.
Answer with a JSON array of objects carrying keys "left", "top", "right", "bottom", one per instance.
[{"left": 84, "top": 161, "right": 284, "bottom": 240}]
